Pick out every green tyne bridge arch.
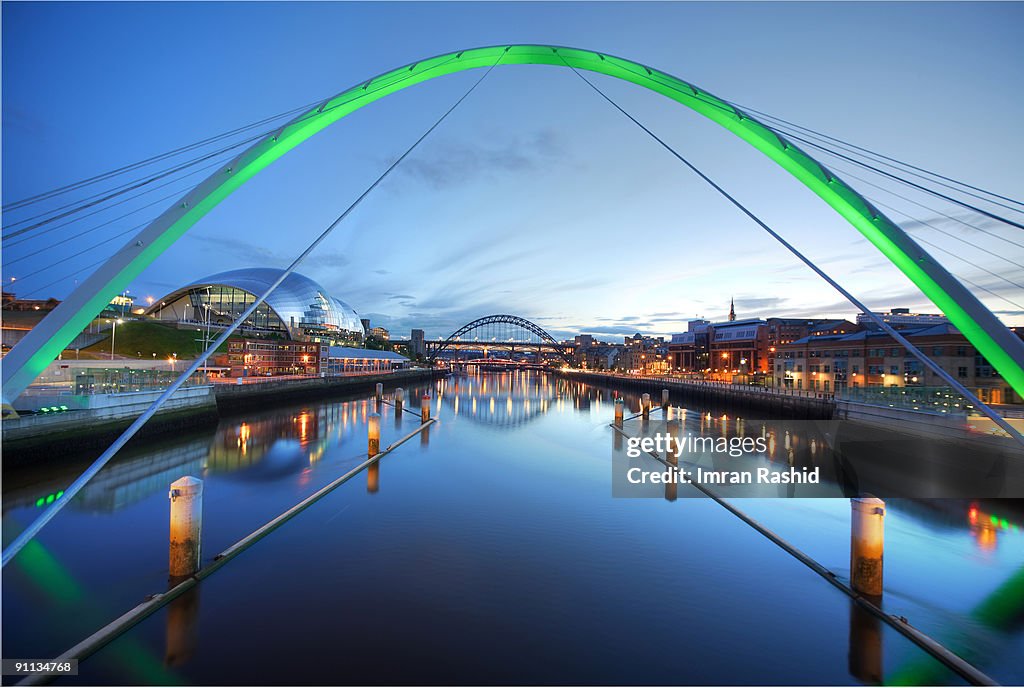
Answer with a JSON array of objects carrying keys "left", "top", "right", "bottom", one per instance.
[{"left": 4, "top": 45, "right": 1023, "bottom": 403}]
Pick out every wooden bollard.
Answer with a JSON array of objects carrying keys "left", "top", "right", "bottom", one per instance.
[
  {"left": 421, "top": 395, "right": 431, "bottom": 423},
  {"left": 614, "top": 398, "right": 624, "bottom": 427},
  {"left": 168, "top": 476, "right": 203, "bottom": 579},
  {"left": 641, "top": 393, "right": 651, "bottom": 420},
  {"left": 368, "top": 412, "right": 380, "bottom": 456},
  {"left": 851, "top": 496, "right": 885, "bottom": 597},
  {"left": 665, "top": 417, "right": 679, "bottom": 502},
  {"left": 394, "top": 387, "right": 404, "bottom": 413},
  {"left": 662, "top": 388, "right": 670, "bottom": 410},
  {"left": 375, "top": 382, "right": 383, "bottom": 401}
]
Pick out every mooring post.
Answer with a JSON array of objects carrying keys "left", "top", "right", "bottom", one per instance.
[
  {"left": 421, "top": 395, "right": 431, "bottom": 423},
  {"left": 641, "top": 393, "right": 651, "bottom": 420},
  {"left": 168, "top": 476, "right": 203, "bottom": 579},
  {"left": 394, "top": 387, "right": 404, "bottom": 413},
  {"left": 375, "top": 382, "right": 383, "bottom": 402},
  {"left": 368, "top": 412, "right": 380, "bottom": 456},
  {"left": 665, "top": 414, "right": 679, "bottom": 502},
  {"left": 614, "top": 398, "right": 624, "bottom": 427},
  {"left": 662, "top": 388, "right": 670, "bottom": 410},
  {"left": 851, "top": 496, "right": 885, "bottom": 597}
]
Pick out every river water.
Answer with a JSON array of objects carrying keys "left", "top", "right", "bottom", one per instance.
[{"left": 2, "top": 370, "right": 1022, "bottom": 685}]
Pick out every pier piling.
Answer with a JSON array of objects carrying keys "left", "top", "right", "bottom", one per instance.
[
  {"left": 851, "top": 496, "right": 885, "bottom": 597},
  {"left": 368, "top": 412, "right": 380, "bottom": 457},
  {"left": 168, "top": 476, "right": 203, "bottom": 579}
]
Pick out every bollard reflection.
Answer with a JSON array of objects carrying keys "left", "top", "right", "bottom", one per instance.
[
  {"left": 420, "top": 424, "right": 430, "bottom": 448},
  {"left": 848, "top": 601, "right": 883, "bottom": 684},
  {"left": 367, "top": 462, "right": 380, "bottom": 493},
  {"left": 165, "top": 585, "right": 200, "bottom": 667}
]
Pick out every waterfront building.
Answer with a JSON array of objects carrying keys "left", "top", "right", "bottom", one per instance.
[
  {"left": 145, "top": 268, "right": 365, "bottom": 346},
  {"left": 615, "top": 334, "right": 668, "bottom": 374},
  {"left": 226, "top": 339, "right": 408, "bottom": 378},
  {"left": 227, "top": 338, "right": 323, "bottom": 377},
  {"left": 1, "top": 292, "right": 60, "bottom": 312},
  {"left": 581, "top": 346, "right": 622, "bottom": 371},
  {"left": 710, "top": 318, "right": 768, "bottom": 376},
  {"left": 775, "top": 323, "right": 1022, "bottom": 404},
  {"left": 856, "top": 307, "right": 950, "bottom": 330},
  {"left": 669, "top": 303, "right": 860, "bottom": 381},
  {"left": 321, "top": 346, "right": 409, "bottom": 375}
]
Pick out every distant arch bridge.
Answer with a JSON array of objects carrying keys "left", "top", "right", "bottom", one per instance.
[{"left": 426, "top": 315, "right": 572, "bottom": 364}]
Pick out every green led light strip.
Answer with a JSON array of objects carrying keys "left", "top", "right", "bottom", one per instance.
[{"left": 4, "top": 45, "right": 1022, "bottom": 401}]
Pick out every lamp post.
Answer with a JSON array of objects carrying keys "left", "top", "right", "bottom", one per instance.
[
  {"left": 201, "top": 303, "right": 212, "bottom": 374},
  {"left": 109, "top": 318, "right": 122, "bottom": 360}
]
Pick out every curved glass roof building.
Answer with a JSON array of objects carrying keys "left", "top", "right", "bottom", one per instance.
[{"left": 145, "top": 268, "right": 364, "bottom": 344}]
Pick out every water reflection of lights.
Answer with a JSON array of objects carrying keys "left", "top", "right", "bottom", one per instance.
[
  {"left": 237, "top": 423, "right": 250, "bottom": 456},
  {"left": 969, "top": 504, "right": 1022, "bottom": 551}
]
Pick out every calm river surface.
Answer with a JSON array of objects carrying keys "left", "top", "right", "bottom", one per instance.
[{"left": 3, "top": 371, "right": 1023, "bottom": 685}]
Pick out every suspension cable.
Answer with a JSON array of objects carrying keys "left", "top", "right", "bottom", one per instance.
[
  {"left": 865, "top": 196, "right": 1024, "bottom": 282},
  {"left": 4, "top": 158, "right": 230, "bottom": 254},
  {"left": 0, "top": 51, "right": 505, "bottom": 569},
  {"left": 2, "top": 100, "right": 321, "bottom": 212},
  {"left": 2, "top": 137, "right": 261, "bottom": 238},
  {"left": 554, "top": 56, "right": 1024, "bottom": 448},
  {"left": 728, "top": 101, "right": 1024, "bottom": 211},
  {"left": 910, "top": 235, "right": 1024, "bottom": 312},
  {"left": 772, "top": 129, "right": 1024, "bottom": 231},
  {"left": 818, "top": 162, "right": 1024, "bottom": 252},
  {"left": 14, "top": 256, "right": 111, "bottom": 301},
  {"left": 2, "top": 53, "right": 464, "bottom": 239}
]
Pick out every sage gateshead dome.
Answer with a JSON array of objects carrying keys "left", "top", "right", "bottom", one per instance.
[{"left": 145, "top": 268, "right": 365, "bottom": 345}]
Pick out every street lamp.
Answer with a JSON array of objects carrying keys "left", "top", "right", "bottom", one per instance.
[{"left": 109, "top": 318, "right": 123, "bottom": 360}]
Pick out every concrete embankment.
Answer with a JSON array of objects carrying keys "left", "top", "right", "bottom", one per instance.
[
  {"left": 559, "top": 370, "right": 1022, "bottom": 456},
  {"left": 558, "top": 371, "right": 836, "bottom": 419},
  {"left": 3, "top": 369, "right": 440, "bottom": 464}
]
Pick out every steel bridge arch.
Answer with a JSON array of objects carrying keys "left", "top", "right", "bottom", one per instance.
[
  {"left": 4, "top": 44, "right": 1024, "bottom": 403},
  {"left": 430, "top": 314, "right": 572, "bottom": 364}
]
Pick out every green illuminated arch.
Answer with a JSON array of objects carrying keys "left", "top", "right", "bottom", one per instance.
[{"left": 4, "top": 44, "right": 1023, "bottom": 401}]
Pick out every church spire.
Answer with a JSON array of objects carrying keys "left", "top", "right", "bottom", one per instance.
[{"left": 729, "top": 297, "right": 736, "bottom": 322}]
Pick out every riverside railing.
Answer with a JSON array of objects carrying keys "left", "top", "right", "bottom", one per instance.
[{"left": 566, "top": 371, "right": 1023, "bottom": 419}]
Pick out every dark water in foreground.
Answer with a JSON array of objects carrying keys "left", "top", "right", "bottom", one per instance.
[{"left": 2, "top": 371, "right": 1023, "bottom": 685}]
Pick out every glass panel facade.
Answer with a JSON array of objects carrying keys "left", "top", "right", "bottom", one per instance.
[{"left": 147, "top": 268, "right": 365, "bottom": 346}]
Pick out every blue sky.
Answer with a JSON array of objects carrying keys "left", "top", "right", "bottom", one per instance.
[{"left": 3, "top": 2, "right": 1022, "bottom": 340}]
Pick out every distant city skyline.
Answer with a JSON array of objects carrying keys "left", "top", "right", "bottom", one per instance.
[{"left": 4, "top": 2, "right": 1022, "bottom": 341}]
